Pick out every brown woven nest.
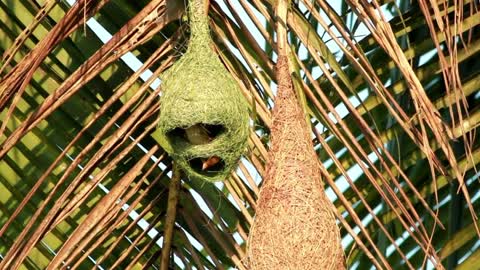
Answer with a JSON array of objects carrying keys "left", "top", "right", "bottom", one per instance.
[{"left": 247, "top": 56, "right": 345, "bottom": 270}]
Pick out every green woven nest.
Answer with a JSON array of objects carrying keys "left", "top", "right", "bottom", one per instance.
[{"left": 155, "top": 0, "right": 249, "bottom": 182}]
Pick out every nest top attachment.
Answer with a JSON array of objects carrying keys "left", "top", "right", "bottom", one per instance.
[{"left": 155, "top": 0, "right": 249, "bottom": 182}]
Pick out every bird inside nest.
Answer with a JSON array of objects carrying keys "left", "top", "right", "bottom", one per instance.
[
  {"left": 183, "top": 123, "right": 223, "bottom": 171},
  {"left": 184, "top": 123, "right": 213, "bottom": 145}
]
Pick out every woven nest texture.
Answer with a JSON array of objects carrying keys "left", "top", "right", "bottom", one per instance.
[
  {"left": 247, "top": 56, "right": 345, "bottom": 270},
  {"left": 156, "top": 0, "right": 249, "bottom": 182}
]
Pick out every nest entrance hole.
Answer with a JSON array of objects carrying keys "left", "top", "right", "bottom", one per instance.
[
  {"left": 167, "top": 123, "right": 225, "bottom": 145},
  {"left": 188, "top": 156, "right": 226, "bottom": 176}
]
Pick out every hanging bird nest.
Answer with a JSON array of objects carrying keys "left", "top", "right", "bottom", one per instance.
[
  {"left": 154, "top": 0, "right": 249, "bottom": 182},
  {"left": 247, "top": 56, "right": 345, "bottom": 270}
]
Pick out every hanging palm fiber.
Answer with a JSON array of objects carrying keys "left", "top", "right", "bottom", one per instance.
[{"left": 155, "top": 0, "right": 249, "bottom": 182}]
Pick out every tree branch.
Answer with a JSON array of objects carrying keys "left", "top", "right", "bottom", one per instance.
[{"left": 160, "top": 164, "right": 182, "bottom": 270}]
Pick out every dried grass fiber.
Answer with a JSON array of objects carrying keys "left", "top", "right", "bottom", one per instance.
[
  {"left": 156, "top": 0, "right": 249, "bottom": 182},
  {"left": 247, "top": 56, "right": 345, "bottom": 269}
]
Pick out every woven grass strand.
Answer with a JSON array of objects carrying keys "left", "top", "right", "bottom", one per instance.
[{"left": 156, "top": 0, "right": 249, "bottom": 182}]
